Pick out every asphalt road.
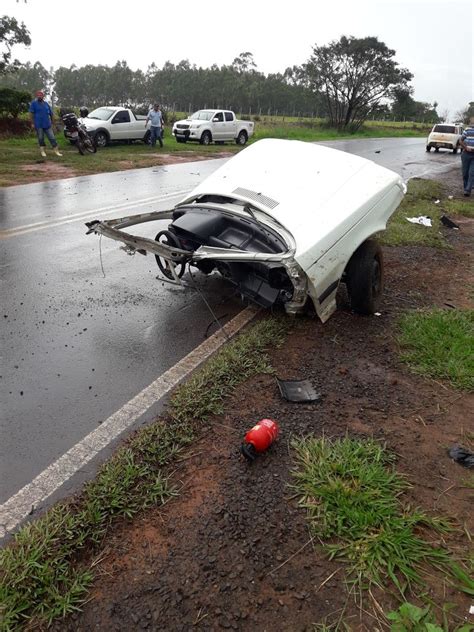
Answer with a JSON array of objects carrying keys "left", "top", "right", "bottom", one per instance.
[{"left": 0, "top": 138, "right": 461, "bottom": 503}]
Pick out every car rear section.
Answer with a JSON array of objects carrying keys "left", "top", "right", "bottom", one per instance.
[{"left": 426, "top": 124, "right": 463, "bottom": 153}]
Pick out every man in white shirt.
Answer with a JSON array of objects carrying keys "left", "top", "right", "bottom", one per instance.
[{"left": 145, "top": 104, "right": 164, "bottom": 148}]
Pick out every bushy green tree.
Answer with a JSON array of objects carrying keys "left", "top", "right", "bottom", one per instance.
[
  {"left": 0, "top": 15, "right": 31, "bottom": 74},
  {"left": 303, "top": 35, "right": 413, "bottom": 129}
]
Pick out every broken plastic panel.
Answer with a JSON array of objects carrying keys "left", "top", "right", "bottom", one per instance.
[{"left": 277, "top": 378, "right": 322, "bottom": 403}]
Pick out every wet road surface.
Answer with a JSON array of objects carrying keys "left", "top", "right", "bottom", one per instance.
[{"left": 0, "top": 139, "right": 461, "bottom": 502}]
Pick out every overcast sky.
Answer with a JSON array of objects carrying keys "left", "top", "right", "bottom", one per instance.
[{"left": 5, "top": 0, "right": 473, "bottom": 118}]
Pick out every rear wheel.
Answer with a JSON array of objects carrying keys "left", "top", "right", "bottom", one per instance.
[
  {"left": 200, "top": 131, "right": 212, "bottom": 145},
  {"left": 346, "top": 240, "right": 384, "bottom": 315},
  {"left": 235, "top": 130, "right": 248, "bottom": 145},
  {"left": 76, "top": 139, "right": 85, "bottom": 155},
  {"left": 426, "top": 146, "right": 431, "bottom": 152},
  {"left": 453, "top": 145, "right": 458, "bottom": 154},
  {"left": 154, "top": 230, "right": 186, "bottom": 280},
  {"left": 143, "top": 130, "right": 151, "bottom": 145}
]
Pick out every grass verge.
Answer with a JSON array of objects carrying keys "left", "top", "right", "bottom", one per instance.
[
  {"left": 398, "top": 309, "right": 474, "bottom": 391},
  {"left": 381, "top": 177, "right": 474, "bottom": 248},
  {"left": 292, "top": 436, "right": 455, "bottom": 598},
  {"left": 0, "top": 118, "right": 428, "bottom": 187},
  {"left": 0, "top": 315, "right": 288, "bottom": 630}
]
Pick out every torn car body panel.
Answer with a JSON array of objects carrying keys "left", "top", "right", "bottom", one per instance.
[{"left": 86, "top": 139, "right": 406, "bottom": 320}]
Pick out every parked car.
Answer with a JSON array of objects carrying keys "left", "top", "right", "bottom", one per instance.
[
  {"left": 426, "top": 123, "right": 464, "bottom": 153},
  {"left": 86, "top": 139, "right": 406, "bottom": 321},
  {"left": 172, "top": 109, "right": 254, "bottom": 146},
  {"left": 83, "top": 107, "right": 151, "bottom": 147}
]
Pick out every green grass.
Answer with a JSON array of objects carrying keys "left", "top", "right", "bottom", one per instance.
[
  {"left": 398, "top": 310, "right": 474, "bottom": 391},
  {"left": 386, "top": 601, "right": 474, "bottom": 631},
  {"left": 292, "top": 436, "right": 455, "bottom": 597},
  {"left": 381, "top": 178, "right": 447, "bottom": 248},
  {"left": 381, "top": 177, "right": 474, "bottom": 248},
  {"left": 0, "top": 117, "right": 429, "bottom": 187},
  {"left": 0, "top": 315, "right": 288, "bottom": 630}
]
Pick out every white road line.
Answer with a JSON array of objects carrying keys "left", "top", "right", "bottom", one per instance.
[
  {"left": 0, "top": 306, "right": 258, "bottom": 538},
  {"left": 0, "top": 189, "right": 189, "bottom": 239}
]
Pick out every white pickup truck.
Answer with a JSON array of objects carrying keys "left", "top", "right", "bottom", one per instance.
[
  {"left": 172, "top": 109, "right": 254, "bottom": 146},
  {"left": 83, "top": 107, "right": 151, "bottom": 147}
]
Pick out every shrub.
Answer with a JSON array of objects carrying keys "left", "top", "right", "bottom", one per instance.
[{"left": 0, "top": 87, "right": 31, "bottom": 118}]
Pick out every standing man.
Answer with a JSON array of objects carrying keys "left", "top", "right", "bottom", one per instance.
[
  {"left": 29, "top": 91, "right": 62, "bottom": 158},
  {"left": 146, "top": 103, "right": 164, "bottom": 148},
  {"left": 460, "top": 125, "right": 474, "bottom": 197}
]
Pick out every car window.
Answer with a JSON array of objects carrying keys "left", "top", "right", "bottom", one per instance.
[
  {"left": 225, "top": 112, "right": 234, "bottom": 122},
  {"left": 112, "top": 111, "right": 130, "bottom": 124},
  {"left": 433, "top": 125, "right": 456, "bottom": 133},
  {"left": 213, "top": 112, "right": 224, "bottom": 122}
]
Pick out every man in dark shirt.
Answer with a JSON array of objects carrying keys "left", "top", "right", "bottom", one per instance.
[
  {"left": 29, "top": 90, "right": 62, "bottom": 158},
  {"left": 460, "top": 126, "right": 474, "bottom": 196}
]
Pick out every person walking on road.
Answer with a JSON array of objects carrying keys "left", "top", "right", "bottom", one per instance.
[
  {"left": 460, "top": 126, "right": 474, "bottom": 197},
  {"left": 29, "top": 91, "right": 62, "bottom": 158},
  {"left": 146, "top": 103, "right": 164, "bottom": 148}
]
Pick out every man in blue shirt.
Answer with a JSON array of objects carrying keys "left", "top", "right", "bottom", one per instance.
[
  {"left": 29, "top": 90, "right": 62, "bottom": 158},
  {"left": 460, "top": 126, "right": 474, "bottom": 196},
  {"left": 145, "top": 104, "right": 164, "bottom": 148}
]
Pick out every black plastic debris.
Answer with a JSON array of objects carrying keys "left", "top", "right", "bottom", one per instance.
[
  {"left": 440, "top": 215, "right": 460, "bottom": 229},
  {"left": 277, "top": 378, "right": 322, "bottom": 403},
  {"left": 448, "top": 445, "right": 474, "bottom": 469}
]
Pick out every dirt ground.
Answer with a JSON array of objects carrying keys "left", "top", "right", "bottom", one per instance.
[{"left": 50, "top": 167, "right": 473, "bottom": 631}]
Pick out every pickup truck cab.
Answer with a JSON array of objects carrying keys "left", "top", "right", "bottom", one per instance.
[
  {"left": 83, "top": 107, "right": 151, "bottom": 147},
  {"left": 172, "top": 109, "right": 254, "bottom": 146},
  {"left": 426, "top": 123, "right": 464, "bottom": 153}
]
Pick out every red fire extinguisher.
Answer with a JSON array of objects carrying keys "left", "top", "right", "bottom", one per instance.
[{"left": 241, "top": 418, "right": 280, "bottom": 461}]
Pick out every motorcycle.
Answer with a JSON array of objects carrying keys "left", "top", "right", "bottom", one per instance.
[{"left": 61, "top": 110, "right": 96, "bottom": 155}]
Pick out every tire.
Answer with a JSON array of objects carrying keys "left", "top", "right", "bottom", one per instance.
[
  {"left": 199, "top": 131, "right": 212, "bottom": 146},
  {"left": 82, "top": 133, "right": 97, "bottom": 154},
  {"left": 235, "top": 130, "right": 248, "bottom": 145},
  {"left": 453, "top": 145, "right": 458, "bottom": 154},
  {"left": 143, "top": 130, "right": 151, "bottom": 145},
  {"left": 426, "top": 146, "right": 431, "bottom": 152},
  {"left": 154, "top": 230, "right": 186, "bottom": 280},
  {"left": 345, "top": 240, "right": 384, "bottom": 315},
  {"left": 94, "top": 131, "right": 108, "bottom": 148},
  {"left": 76, "top": 139, "right": 85, "bottom": 155},
  {"left": 176, "top": 137, "right": 186, "bottom": 143},
  {"left": 434, "top": 147, "right": 439, "bottom": 152}
]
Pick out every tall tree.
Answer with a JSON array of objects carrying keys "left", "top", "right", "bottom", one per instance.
[
  {"left": 304, "top": 36, "right": 413, "bottom": 129},
  {"left": 0, "top": 15, "right": 31, "bottom": 74}
]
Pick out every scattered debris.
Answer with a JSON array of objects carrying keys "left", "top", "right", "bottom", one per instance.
[
  {"left": 448, "top": 195, "right": 453, "bottom": 200},
  {"left": 470, "top": 605, "right": 474, "bottom": 615},
  {"left": 444, "top": 303, "right": 457, "bottom": 309},
  {"left": 374, "top": 312, "right": 382, "bottom": 317},
  {"left": 277, "top": 378, "right": 322, "bottom": 403},
  {"left": 448, "top": 445, "right": 474, "bottom": 468},
  {"left": 434, "top": 199, "right": 440, "bottom": 204},
  {"left": 440, "top": 215, "right": 459, "bottom": 229},
  {"left": 241, "top": 418, "right": 279, "bottom": 461},
  {"left": 406, "top": 216, "right": 432, "bottom": 227}
]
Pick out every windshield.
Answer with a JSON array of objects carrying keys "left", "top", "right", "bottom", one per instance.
[
  {"left": 190, "top": 110, "right": 214, "bottom": 121},
  {"left": 88, "top": 108, "right": 115, "bottom": 121},
  {"left": 433, "top": 125, "right": 456, "bottom": 134}
]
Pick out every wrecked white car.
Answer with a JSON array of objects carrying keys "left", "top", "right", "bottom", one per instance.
[{"left": 86, "top": 139, "right": 406, "bottom": 322}]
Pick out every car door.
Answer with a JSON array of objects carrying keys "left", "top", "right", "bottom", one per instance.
[
  {"left": 223, "top": 111, "right": 237, "bottom": 140},
  {"left": 110, "top": 110, "right": 131, "bottom": 140},
  {"left": 211, "top": 111, "right": 225, "bottom": 140}
]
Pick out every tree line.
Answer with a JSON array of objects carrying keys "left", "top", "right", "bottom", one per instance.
[{"left": 0, "top": 15, "right": 461, "bottom": 128}]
